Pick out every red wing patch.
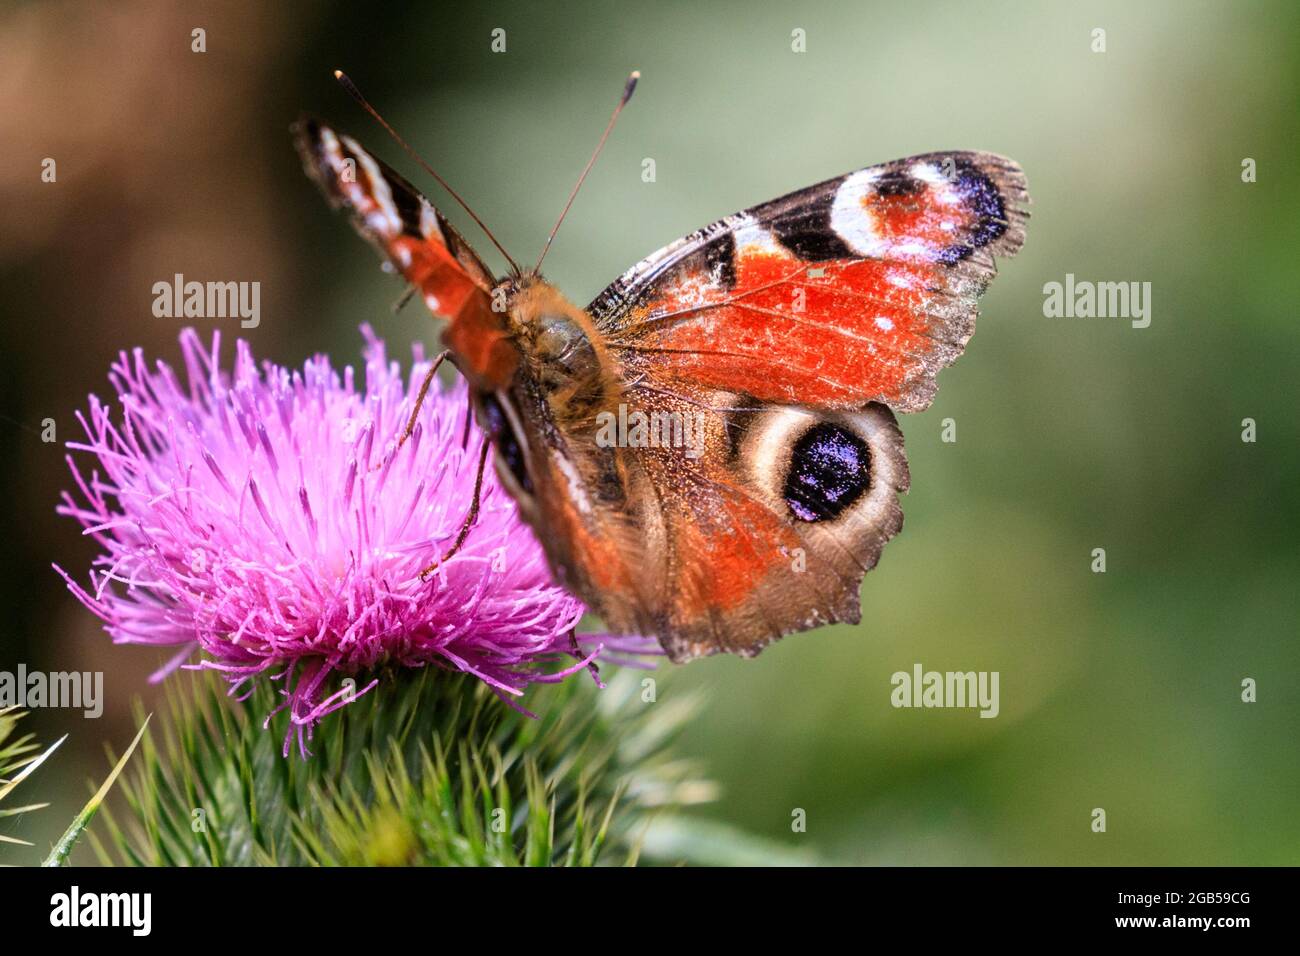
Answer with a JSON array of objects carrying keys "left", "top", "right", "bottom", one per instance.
[
  {"left": 294, "top": 119, "right": 518, "bottom": 389},
  {"left": 590, "top": 152, "right": 1028, "bottom": 413}
]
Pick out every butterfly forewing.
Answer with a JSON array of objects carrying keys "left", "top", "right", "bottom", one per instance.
[
  {"left": 294, "top": 118, "right": 518, "bottom": 390},
  {"left": 591, "top": 152, "right": 1028, "bottom": 412}
]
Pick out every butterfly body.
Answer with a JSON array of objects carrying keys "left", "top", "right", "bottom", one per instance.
[{"left": 295, "top": 106, "right": 1028, "bottom": 662}]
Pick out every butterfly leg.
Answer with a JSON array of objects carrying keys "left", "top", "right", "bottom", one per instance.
[
  {"left": 378, "top": 348, "right": 451, "bottom": 471},
  {"left": 568, "top": 628, "right": 602, "bottom": 685},
  {"left": 460, "top": 388, "right": 474, "bottom": 450},
  {"left": 392, "top": 283, "right": 418, "bottom": 313},
  {"left": 418, "top": 436, "right": 492, "bottom": 580}
]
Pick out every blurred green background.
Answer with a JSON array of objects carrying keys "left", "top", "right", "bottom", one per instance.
[{"left": 2, "top": 0, "right": 1296, "bottom": 864}]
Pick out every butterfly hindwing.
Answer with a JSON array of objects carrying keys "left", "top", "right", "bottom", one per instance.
[
  {"left": 485, "top": 363, "right": 912, "bottom": 660},
  {"left": 619, "top": 392, "right": 910, "bottom": 660}
]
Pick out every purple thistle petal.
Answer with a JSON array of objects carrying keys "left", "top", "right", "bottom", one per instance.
[{"left": 56, "top": 327, "right": 658, "bottom": 756}]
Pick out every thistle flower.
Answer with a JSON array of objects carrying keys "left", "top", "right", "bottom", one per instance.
[{"left": 55, "top": 328, "right": 651, "bottom": 756}]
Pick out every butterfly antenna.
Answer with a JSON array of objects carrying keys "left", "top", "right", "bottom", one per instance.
[
  {"left": 533, "top": 70, "right": 639, "bottom": 275},
  {"left": 333, "top": 70, "right": 521, "bottom": 275}
]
